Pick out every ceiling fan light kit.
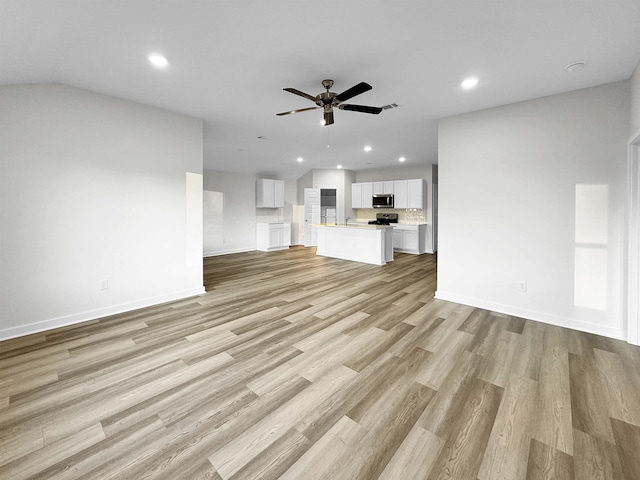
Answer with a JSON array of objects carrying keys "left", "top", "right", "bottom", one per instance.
[{"left": 277, "top": 79, "right": 384, "bottom": 126}]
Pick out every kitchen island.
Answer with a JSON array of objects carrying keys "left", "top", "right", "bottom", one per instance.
[{"left": 316, "top": 224, "right": 394, "bottom": 265}]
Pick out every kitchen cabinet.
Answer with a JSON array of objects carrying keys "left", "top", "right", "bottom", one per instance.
[
  {"left": 393, "top": 180, "right": 408, "bottom": 208},
  {"left": 257, "top": 222, "right": 291, "bottom": 252},
  {"left": 393, "top": 224, "right": 427, "bottom": 254},
  {"left": 361, "top": 182, "right": 373, "bottom": 208},
  {"left": 351, "top": 182, "right": 373, "bottom": 209},
  {"left": 372, "top": 181, "right": 395, "bottom": 194},
  {"left": 383, "top": 181, "right": 394, "bottom": 194},
  {"left": 353, "top": 179, "right": 425, "bottom": 209},
  {"left": 407, "top": 179, "right": 426, "bottom": 209},
  {"left": 392, "top": 179, "right": 425, "bottom": 209},
  {"left": 256, "top": 179, "right": 285, "bottom": 208},
  {"left": 351, "top": 183, "right": 362, "bottom": 208}
]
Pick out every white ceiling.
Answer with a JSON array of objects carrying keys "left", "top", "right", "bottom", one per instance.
[{"left": 2, "top": 1, "right": 640, "bottom": 180}]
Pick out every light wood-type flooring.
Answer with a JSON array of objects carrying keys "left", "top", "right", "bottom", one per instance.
[{"left": 2, "top": 246, "right": 640, "bottom": 479}]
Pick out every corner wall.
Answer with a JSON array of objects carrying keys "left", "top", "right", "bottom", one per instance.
[
  {"left": 437, "top": 80, "right": 630, "bottom": 339},
  {"left": 203, "top": 169, "right": 296, "bottom": 255},
  {"left": 0, "top": 84, "right": 204, "bottom": 339},
  {"left": 631, "top": 60, "right": 640, "bottom": 135}
]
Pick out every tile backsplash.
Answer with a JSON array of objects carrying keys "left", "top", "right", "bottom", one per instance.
[{"left": 355, "top": 208, "right": 427, "bottom": 223}]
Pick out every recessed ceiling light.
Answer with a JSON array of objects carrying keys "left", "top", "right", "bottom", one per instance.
[
  {"left": 320, "top": 119, "right": 326, "bottom": 126},
  {"left": 148, "top": 54, "right": 168, "bottom": 68},
  {"left": 399, "top": 156, "right": 406, "bottom": 162},
  {"left": 461, "top": 77, "right": 479, "bottom": 89},
  {"left": 364, "top": 145, "right": 372, "bottom": 152},
  {"left": 337, "top": 164, "right": 343, "bottom": 169},
  {"left": 297, "top": 157, "right": 303, "bottom": 163}
]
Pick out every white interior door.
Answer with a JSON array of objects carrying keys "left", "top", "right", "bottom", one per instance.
[{"left": 304, "top": 188, "right": 320, "bottom": 247}]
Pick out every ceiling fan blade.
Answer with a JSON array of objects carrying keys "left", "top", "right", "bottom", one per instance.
[
  {"left": 276, "top": 106, "right": 320, "bottom": 116},
  {"left": 324, "top": 109, "right": 334, "bottom": 126},
  {"left": 283, "top": 87, "right": 317, "bottom": 102},
  {"left": 335, "top": 82, "right": 373, "bottom": 102},
  {"left": 339, "top": 104, "right": 383, "bottom": 114}
]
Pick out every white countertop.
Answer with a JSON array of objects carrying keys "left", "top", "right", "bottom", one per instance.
[
  {"left": 350, "top": 221, "right": 428, "bottom": 226},
  {"left": 318, "top": 224, "right": 393, "bottom": 230}
]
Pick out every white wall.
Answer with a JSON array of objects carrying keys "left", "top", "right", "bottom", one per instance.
[
  {"left": 355, "top": 164, "right": 433, "bottom": 183},
  {"left": 296, "top": 169, "right": 353, "bottom": 223},
  {"left": 0, "top": 84, "right": 204, "bottom": 339},
  {"left": 296, "top": 170, "right": 313, "bottom": 205},
  {"left": 437, "top": 80, "right": 630, "bottom": 340},
  {"left": 631, "top": 60, "right": 640, "bottom": 135},
  {"left": 311, "top": 169, "right": 350, "bottom": 224},
  {"left": 203, "top": 169, "right": 295, "bottom": 255}
]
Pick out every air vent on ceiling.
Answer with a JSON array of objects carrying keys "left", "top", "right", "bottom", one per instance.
[
  {"left": 565, "top": 61, "right": 585, "bottom": 72},
  {"left": 381, "top": 103, "right": 398, "bottom": 110}
]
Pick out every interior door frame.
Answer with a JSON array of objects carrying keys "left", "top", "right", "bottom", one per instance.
[
  {"left": 628, "top": 127, "right": 640, "bottom": 345},
  {"left": 303, "top": 187, "right": 320, "bottom": 247},
  {"left": 317, "top": 184, "right": 339, "bottom": 224}
]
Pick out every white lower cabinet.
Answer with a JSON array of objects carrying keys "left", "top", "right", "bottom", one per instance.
[
  {"left": 392, "top": 224, "right": 427, "bottom": 254},
  {"left": 257, "top": 222, "right": 291, "bottom": 252}
]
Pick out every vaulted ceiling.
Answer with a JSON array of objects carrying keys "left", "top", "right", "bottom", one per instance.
[{"left": 2, "top": 1, "right": 640, "bottom": 179}]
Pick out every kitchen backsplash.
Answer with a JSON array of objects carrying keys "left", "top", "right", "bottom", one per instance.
[{"left": 355, "top": 208, "right": 427, "bottom": 223}]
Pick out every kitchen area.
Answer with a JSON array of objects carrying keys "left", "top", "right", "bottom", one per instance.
[
  {"left": 314, "top": 174, "right": 435, "bottom": 265},
  {"left": 248, "top": 165, "right": 437, "bottom": 266},
  {"left": 204, "top": 165, "right": 436, "bottom": 262}
]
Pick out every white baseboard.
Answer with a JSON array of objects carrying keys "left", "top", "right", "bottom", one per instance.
[
  {"left": 203, "top": 247, "right": 255, "bottom": 257},
  {"left": 0, "top": 286, "right": 206, "bottom": 341},
  {"left": 434, "top": 290, "right": 626, "bottom": 341}
]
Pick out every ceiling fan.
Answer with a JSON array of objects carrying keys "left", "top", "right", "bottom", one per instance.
[{"left": 277, "top": 79, "right": 383, "bottom": 126}]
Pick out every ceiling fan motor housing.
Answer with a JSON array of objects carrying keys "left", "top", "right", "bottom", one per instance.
[{"left": 318, "top": 91, "right": 337, "bottom": 107}]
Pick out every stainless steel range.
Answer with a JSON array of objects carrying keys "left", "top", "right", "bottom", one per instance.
[{"left": 368, "top": 213, "right": 399, "bottom": 225}]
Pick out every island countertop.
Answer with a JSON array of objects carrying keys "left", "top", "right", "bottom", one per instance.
[
  {"left": 315, "top": 224, "right": 394, "bottom": 265},
  {"left": 316, "top": 223, "right": 394, "bottom": 230}
]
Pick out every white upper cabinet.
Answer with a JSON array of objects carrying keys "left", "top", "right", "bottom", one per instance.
[
  {"left": 351, "top": 182, "right": 373, "bottom": 209},
  {"left": 256, "top": 179, "right": 285, "bottom": 208},
  {"left": 352, "top": 178, "right": 425, "bottom": 209},
  {"left": 373, "top": 181, "right": 393, "bottom": 194},
  {"left": 361, "top": 182, "right": 373, "bottom": 208},
  {"left": 274, "top": 180, "right": 284, "bottom": 208},
  {"left": 393, "top": 180, "right": 408, "bottom": 208},
  {"left": 351, "top": 183, "right": 362, "bottom": 208},
  {"left": 407, "top": 179, "right": 426, "bottom": 209}
]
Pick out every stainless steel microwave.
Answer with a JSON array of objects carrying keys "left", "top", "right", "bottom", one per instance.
[{"left": 372, "top": 194, "right": 394, "bottom": 208}]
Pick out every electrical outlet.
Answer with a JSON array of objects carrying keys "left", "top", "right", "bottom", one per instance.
[
  {"left": 99, "top": 279, "right": 109, "bottom": 290},
  {"left": 518, "top": 281, "right": 527, "bottom": 292}
]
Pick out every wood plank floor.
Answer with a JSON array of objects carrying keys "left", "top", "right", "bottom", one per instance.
[{"left": 1, "top": 246, "right": 640, "bottom": 479}]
